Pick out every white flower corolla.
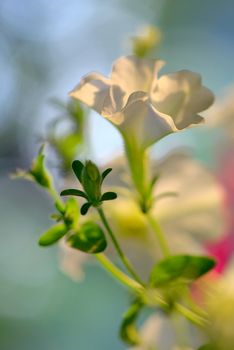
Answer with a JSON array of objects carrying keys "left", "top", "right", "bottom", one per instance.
[
  {"left": 129, "top": 314, "right": 200, "bottom": 350},
  {"left": 70, "top": 56, "right": 214, "bottom": 150},
  {"left": 58, "top": 238, "right": 89, "bottom": 282},
  {"left": 105, "top": 153, "right": 225, "bottom": 275},
  {"left": 205, "top": 86, "right": 234, "bottom": 141}
]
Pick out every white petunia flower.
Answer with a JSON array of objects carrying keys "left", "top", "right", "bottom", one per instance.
[
  {"left": 105, "top": 153, "right": 225, "bottom": 276},
  {"left": 70, "top": 56, "right": 214, "bottom": 150},
  {"left": 205, "top": 86, "right": 234, "bottom": 141},
  {"left": 129, "top": 314, "right": 201, "bottom": 350},
  {"left": 58, "top": 238, "right": 89, "bottom": 282}
]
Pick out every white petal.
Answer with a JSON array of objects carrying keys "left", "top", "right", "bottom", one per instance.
[
  {"left": 111, "top": 55, "right": 165, "bottom": 98},
  {"left": 113, "top": 92, "right": 176, "bottom": 149},
  {"left": 58, "top": 239, "right": 89, "bottom": 282},
  {"left": 69, "top": 72, "right": 110, "bottom": 114},
  {"left": 102, "top": 84, "right": 126, "bottom": 115},
  {"left": 151, "top": 70, "right": 214, "bottom": 129},
  {"left": 154, "top": 153, "right": 225, "bottom": 245}
]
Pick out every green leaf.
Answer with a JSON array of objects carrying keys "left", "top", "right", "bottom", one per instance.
[
  {"left": 101, "top": 192, "right": 117, "bottom": 201},
  {"left": 12, "top": 145, "right": 53, "bottom": 189},
  {"left": 60, "top": 188, "right": 87, "bottom": 199},
  {"left": 72, "top": 160, "right": 84, "bottom": 182},
  {"left": 150, "top": 255, "right": 216, "bottom": 287},
  {"left": 198, "top": 344, "right": 215, "bottom": 350},
  {"left": 80, "top": 202, "right": 92, "bottom": 215},
  {"left": 81, "top": 161, "right": 102, "bottom": 203},
  {"left": 101, "top": 168, "right": 112, "bottom": 183},
  {"left": 38, "top": 224, "right": 67, "bottom": 246},
  {"left": 64, "top": 198, "right": 79, "bottom": 228},
  {"left": 120, "top": 300, "right": 143, "bottom": 346},
  {"left": 67, "top": 221, "right": 107, "bottom": 253},
  {"left": 30, "top": 145, "right": 52, "bottom": 188}
]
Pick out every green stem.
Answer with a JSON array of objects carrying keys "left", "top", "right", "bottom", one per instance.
[
  {"left": 146, "top": 213, "right": 170, "bottom": 257},
  {"left": 174, "top": 303, "right": 207, "bottom": 327},
  {"left": 96, "top": 253, "right": 143, "bottom": 292},
  {"left": 124, "top": 138, "right": 150, "bottom": 212},
  {"left": 48, "top": 186, "right": 65, "bottom": 212},
  {"left": 97, "top": 206, "right": 144, "bottom": 285}
]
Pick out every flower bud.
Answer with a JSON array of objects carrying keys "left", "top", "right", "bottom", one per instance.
[{"left": 81, "top": 161, "right": 101, "bottom": 204}]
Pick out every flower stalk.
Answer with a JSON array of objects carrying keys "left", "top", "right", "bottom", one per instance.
[
  {"left": 96, "top": 253, "right": 143, "bottom": 292},
  {"left": 97, "top": 206, "right": 144, "bottom": 285}
]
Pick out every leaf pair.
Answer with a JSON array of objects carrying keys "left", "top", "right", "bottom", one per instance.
[
  {"left": 39, "top": 198, "right": 79, "bottom": 246},
  {"left": 61, "top": 159, "right": 117, "bottom": 215},
  {"left": 39, "top": 221, "right": 106, "bottom": 254}
]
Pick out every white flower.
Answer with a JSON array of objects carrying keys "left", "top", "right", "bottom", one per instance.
[
  {"left": 205, "top": 86, "right": 234, "bottom": 141},
  {"left": 129, "top": 314, "right": 200, "bottom": 350},
  {"left": 70, "top": 56, "right": 214, "bottom": 149},
  {"left": 58, "top": 238, "right": 89, "bottom": 282},
  {"left": 58, "top": 152, "right": 225, "bottom": 281},
  {"left": 105, "top": 153, "right": 225, "bottom": 275}
]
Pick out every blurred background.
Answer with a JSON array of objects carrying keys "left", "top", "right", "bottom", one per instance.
[{"left": 1, "top": 0, "right": 234, "bottom": 349}]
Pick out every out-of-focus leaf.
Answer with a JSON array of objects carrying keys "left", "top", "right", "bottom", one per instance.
[
  {"left": 80, "top": 202, "right": 92, "bottom": 215},
  {"left": 38, "top": 223, "right": 67, "bottom": 246},
  {"left": 30, "top": 145, "right": 52, "bottom": 188},
  {"left": 150, "top": 255, "right": 216, "bottom": 287},
  {"left": 60, "top": 188, "right": 87, "bottom": 199},
  {"left": 101, "top": 192, "right": 117, "bottom": 201},
  {"left": 72, "top": 160, "right": 84, "bottom": 182},
  {"left": 120, "top": 300, "right": 143, "bottom": 346},
  {"left": 101, "top": 168, "right": 112, "bottom": 183},
  {"left": 67, "top": 222, "right": 107, "bottom": 253},
  {"left": 64, "top": 198, "right": 79, "bottom": 228},
  {"left": 11, "top": 145, "right": 52, "bottom": 189}
]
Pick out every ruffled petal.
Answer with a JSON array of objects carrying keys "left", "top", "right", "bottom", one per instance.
[
  {"left": 111, "top": 92, "right": 176, "bottom": 149},
  {"left": 111, "top": 55, "right": 164, "bottom": 99},
  {"left": 69, "top": 72, "right": 110, "bottom": 114},
  {"left": 151, "top": 70, "right": 214, "bottom": 129}
]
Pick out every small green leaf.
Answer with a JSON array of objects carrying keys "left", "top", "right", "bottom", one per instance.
[
  {"left": 101, "top": 192, "right": 117, "bottom": 201},
  {"left": 150, "top": 255, "right": 216, "bottom": 287},
  {"left": 64, "top": 198, "right": 79, "bottom": 228},
  {"left": 80, "top": 202, "right": 92, "bottom": 215},
  {"left": 38, "top": 224, "right": 67, "bottom": 246},
  {"left": 101, "top": 168, "right": 112, "bottom": 183},
  {"left": 60, "top": 188, "right": 87, "bottom": 199},
  {"left": 12, "top": 145, "right": 53, "bottom": 189},
  {"left": 72, "top": 160, "right": 84, "bottom": 182},
  {"left": 120, "top": 300, "right": 143, "bottom": 346},
  {"left": 67, "top": 221, "right": 107, "bottom": 253},
  {"left": 30, "top": 145, "right": 52, "bottom": 188},
  {"left": 50, "top": 213, "right": 63, "bottom": 222}
]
